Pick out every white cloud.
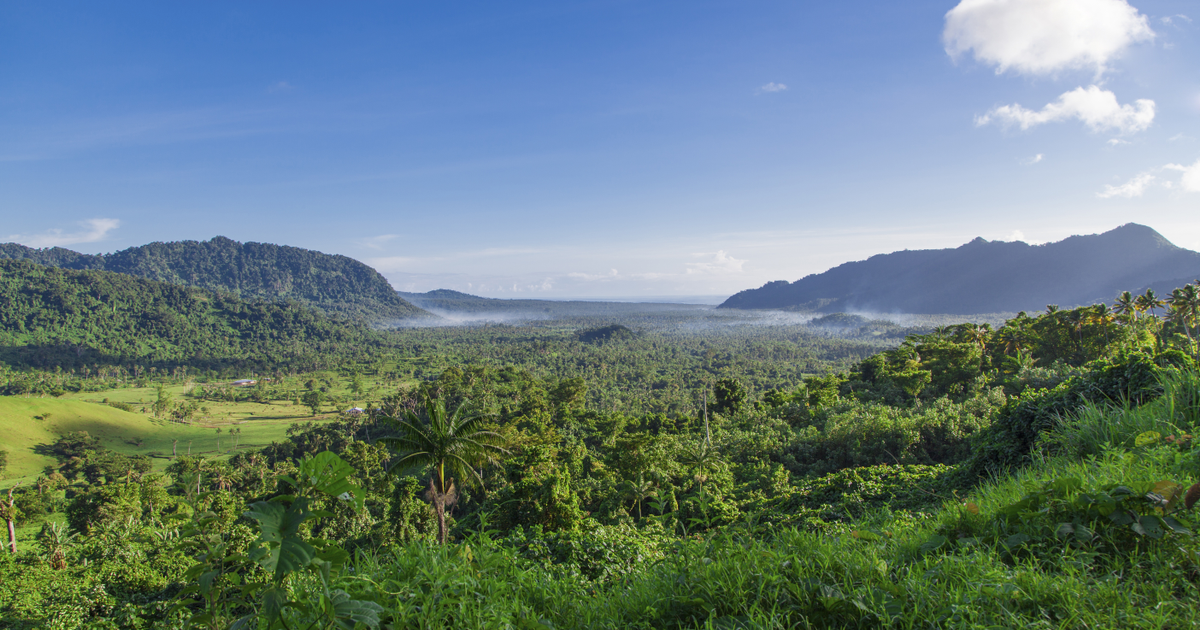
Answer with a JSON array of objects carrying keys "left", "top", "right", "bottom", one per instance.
[
  {"left": 759, "top": 82, "right": 787, "bottom": 93},
  {"left": 976, "top": 85, "right": 1154, "bottom": 134},
  {"left": 1021, "top": 153, "right": 1044, "bottom": 164},
  {"left": 1097, "top": 172, "right": 1156, "bottom": 198},
  {"left": 6, "top": 218, "right": 120, "bottom": 248},
  {"left": 359, "top": 234, "right": 399, "bottom": 249},
  {"left": 686, "top": 250, "right": 746, "bottom": 275},
  {"left": 944, "top": 0, "right": 1154, "bottom": 76},
  {"left": 1161, "top": 15, "right": 1192, "bottom": 26},
  {"left": 568, "top": 269, "right": 620, "bottom": 281},
  {"left": 1165, "top": 159, "right": 1200, "bottom": 192},
  {"left": 1008, "top": 230, "right": 1026, "bottom": 241}
]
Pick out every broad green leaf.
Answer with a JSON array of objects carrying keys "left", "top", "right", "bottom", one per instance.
[
  {"left": 1138, "top": 515, "right": 1164, "bottom": 539},
  {"left": 1108, "top": 510, "right": 1135, "bottom": 527},
  {"left": 1004, "top": 533, "right": 1030, "bottom": 549},
  {"left": 1163, "top": 516, "right": 1192, "bottom": 535},
  {"left": 244, "top": 500, "right": 318, "bottom": 582},
  {"left": 330, "top": 589, "right": 385, "bottom": 630},
  {"left": 296, "top": 452, "right": 365, "bottom": 509},
  {"left": 919, "top": 534, "right": 947, "bottom": 553},
  {"left": 1135, "top": 431, "right": 1162, "bottom": 448}
]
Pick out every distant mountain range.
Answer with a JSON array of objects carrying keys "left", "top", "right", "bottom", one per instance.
[
  {"left": 718, "top": 224, "right": 1200, "bottom": 314},
  {"left": 0, "top": 237, "right": 430, "bottom": 323}
]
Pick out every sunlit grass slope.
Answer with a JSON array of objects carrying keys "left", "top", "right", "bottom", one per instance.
[{"left": 0, "top": 396, "right": 326, "bottom": 482}]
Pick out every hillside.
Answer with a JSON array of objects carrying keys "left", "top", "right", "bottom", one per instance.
[
  {"left": 719, "top": 223, "right": 1200, "bottom": 314},
  {"left": 0, "top": 259, "right": 395, "bottom": 370},
  {"left": 0, "top": 237, "right": 430, "bottom": 324}
]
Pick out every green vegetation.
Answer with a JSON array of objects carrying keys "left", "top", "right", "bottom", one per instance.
[
  {"left": 3, "top": 278, "right": 1200, "bottom": 628},
  {"left": 0, "top": 259, "right": 401, "bottom": 372},
  {"left": 0, "top": 237, "right": 430, "bottom": 323}
]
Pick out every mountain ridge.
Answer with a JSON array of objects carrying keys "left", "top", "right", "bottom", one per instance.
[
  {"left": 0, "top": 237, "right": 431, "bottom": 324},
  {"left": 719, "top": 224, "right": 1200, "bottom": 314}
]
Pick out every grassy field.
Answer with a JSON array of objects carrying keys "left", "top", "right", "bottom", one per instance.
[{"left": 0, "top": 392, "right": 337, "bottom": 483}]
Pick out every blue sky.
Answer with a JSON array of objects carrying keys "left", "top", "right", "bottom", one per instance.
[{"left": 2, "top": 0, "right": 1197, "bottom": 298}]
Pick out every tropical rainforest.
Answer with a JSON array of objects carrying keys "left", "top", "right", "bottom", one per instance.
[
  {"left": 0, "top": 237, "right": 428, "bottom": 324},
  {"left": 3, "top": 245, "right": 1200, "bottom": 628}
]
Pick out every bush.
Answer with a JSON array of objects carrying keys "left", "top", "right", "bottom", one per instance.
[{"left": 964, "top": 353, "right": 1167, "bottom": 478}]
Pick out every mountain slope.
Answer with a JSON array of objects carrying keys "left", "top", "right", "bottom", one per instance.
[
  {"left": 0, "top": 237, "right": 430, "bottom": 324},
  {"left": 0, "top": 259, "right": 394, "bottom": 370},
  {"left": 719, "top": 224, "right": 1200, "bottom": 314}
]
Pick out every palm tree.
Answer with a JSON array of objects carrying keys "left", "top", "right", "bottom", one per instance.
[
  {"left": 381, "top": 395, "right": 508, "bottom": 544},
  {"left": 1136, "top": 289, "right": 1165, "bottom": 319},
  {"left": 680, "top": 397, "right": 721, "bottom": 523},
  {"left": 620, "top": 472, "right": 658, "bottom": 520},
  {"left": 1113, "top": 291, "right": 1137, "bottom": 322},
  {"left": 1166, "top": 284, "right": 1200, "bottom": 344},
  {"left": 1088, "top": 303, "right": 1115, "bottom": 346}
]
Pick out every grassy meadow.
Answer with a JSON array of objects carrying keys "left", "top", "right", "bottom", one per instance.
[{"left": 0, "top": 389, "right": 336, "bottom": 483}]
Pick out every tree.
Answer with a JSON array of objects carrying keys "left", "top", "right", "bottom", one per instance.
[
  {"left": 153, "top": 383, "right": 172, "bottom": 418},
  {"left": 381, "top": 395, "right": 508, "bottom": 544},
  {"left": 3, "top": 484, "right": 19, "bottom": 553},
  {"left": 1166, "top": 284, "right": 1200, "bottom": 345},
  {"left": 1113, "top": 291, "right": 1137, "bottom": 322},
  {"left": 0, "top": 450, "right": 7, "bottom": 478},
  {"left": 711, "top": 378, "right": 747, "bottom": 416},
  {"left": 620, "top": 472, "right": 658, "bottom": 520},
  {"left": 301, "top": 391, "right": 323, "bottom": 416},
  {"left": 1136, "top": 289, "right": 1164, "bottom": 318}
]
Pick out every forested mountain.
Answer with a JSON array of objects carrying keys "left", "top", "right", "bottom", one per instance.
[
  {"left": 720, "top": 223, "right": 1200, "bottom": 314},
  {"left": 0, "top": 237, "right": 430, "bottom": 323},
  {"left": 0, "top": 259, "right": 396, "bottom": 370}
]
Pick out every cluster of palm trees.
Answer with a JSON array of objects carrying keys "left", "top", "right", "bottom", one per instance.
[{"left": 1112, "top": 284, "right": 1200, "bottom": 343}]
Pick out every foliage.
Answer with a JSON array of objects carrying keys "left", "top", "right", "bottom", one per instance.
[
  {"left": 0, "top": 259, "right": 399, "bottom": 372},
  {"left": 0, "top": 236, "right": 429, "bottom": 323}
]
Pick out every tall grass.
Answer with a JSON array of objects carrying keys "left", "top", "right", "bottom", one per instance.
[{"left": 1045, "top": 368, "right": 1200, "bottom": 459}]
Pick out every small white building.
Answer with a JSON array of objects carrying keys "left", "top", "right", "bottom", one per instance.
[
  {"left": 232, "top": 379, "right": 257, "bottom": 387},
  {"left": 345, "top": 407, "right": 364, "bottom": 415}
]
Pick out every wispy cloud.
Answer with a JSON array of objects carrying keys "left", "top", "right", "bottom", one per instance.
[
  {"left": 1021, "top": 154, "right": 1044, "bottom": 165},
  {"left": 758, "top": 82, "right": 787, "bottom": 93},
  {"left": 686, "top": 250, "right": 746, "bottom": 275},
  {"left": 359, "top": 234, "right": 400, "bottom": 249},
  {"left": 567, "top": 269, "right": 620, "bottom": 281},
  {"left": 1097, "top": 172, "right": 1156, "bottom": 198},
  {"left": 1164, "top": 159, "right": 1200, "bottom": 192},
  {"left": 1161, "top": 14, "right": 1192, "bottom": 26},
  {"left": 944, "top": 0, "right": 1154, "bottom": 77},
  {"left": 6, "top": 218, "right": 120, "bottom": 248},
  {"left": 1098, "top": 159, "right": 1200, "bottom": 198},
  {"left": 976, "top": 86, "right": 1154, "bottom": 134}
]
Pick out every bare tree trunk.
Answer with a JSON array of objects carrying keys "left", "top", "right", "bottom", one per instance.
[
  {"left": 6, "top": 485, "right": 17, "bottom": 554},
  {"left": 436, "top": 500, "right": 447, "bottom": 545}
]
